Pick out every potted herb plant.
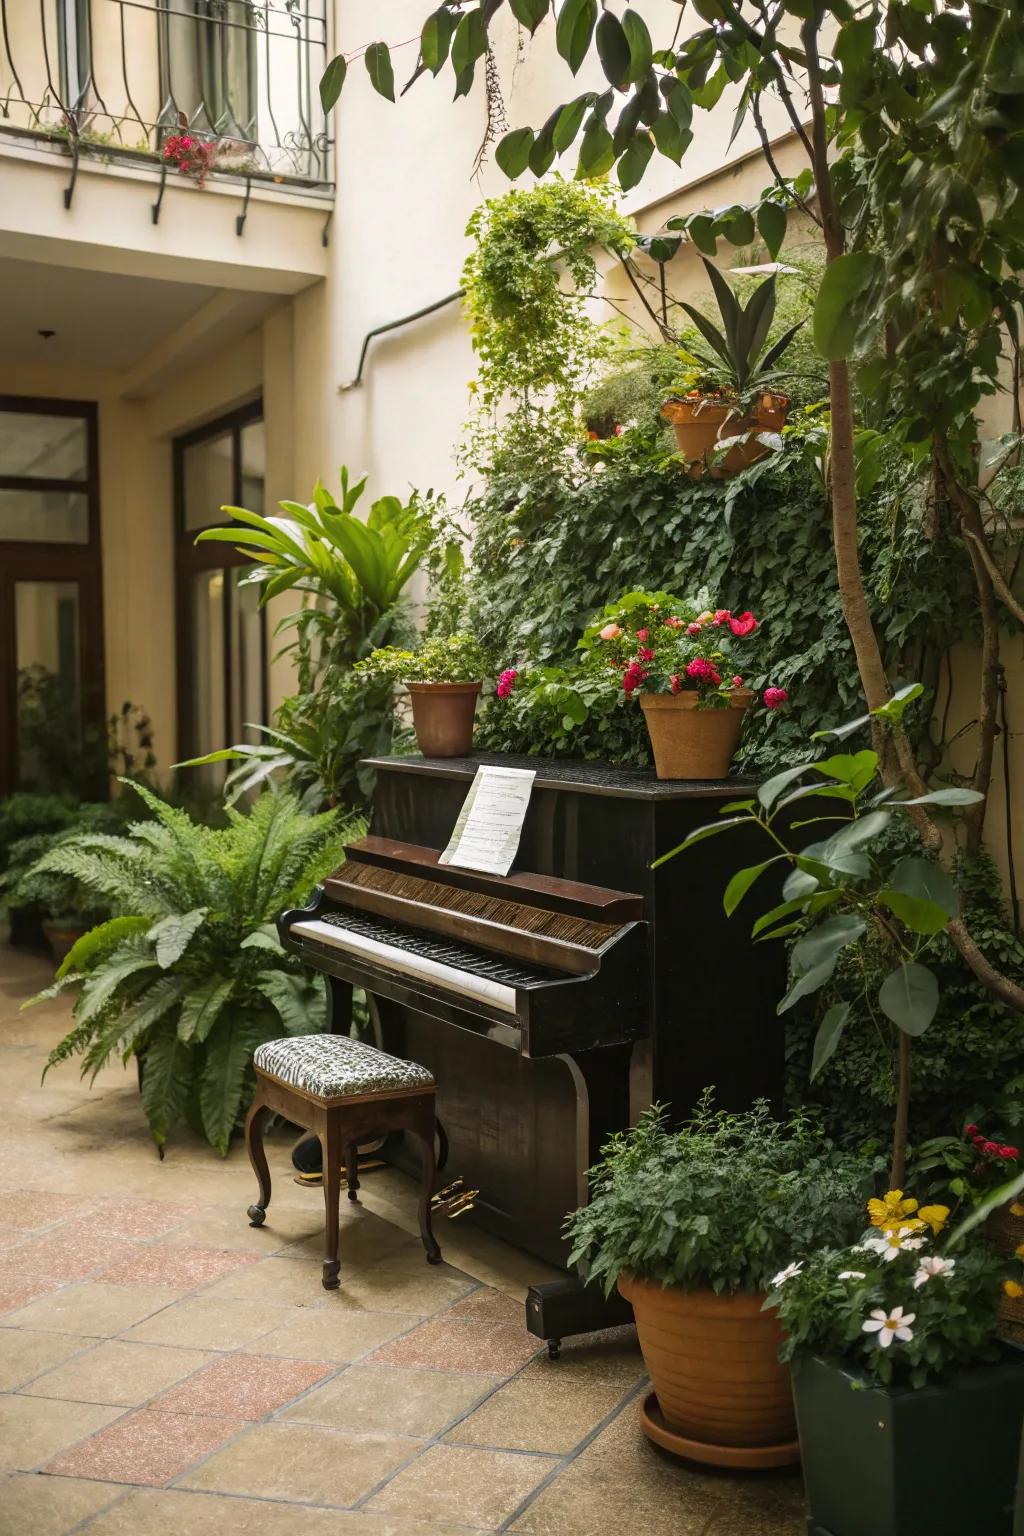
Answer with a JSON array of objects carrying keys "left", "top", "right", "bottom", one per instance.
[
  {"left": 660, "top": 259, "right": 802, "bottom": 477},
  {"left": 577, "top": 589, "right": 789, "bottom": 779},
  {"left": 565, "top": 1096, "right": 870, "bottom": 1469},
  {"left": 768, "top": 1191, "right": 1024, "bottom": 1535},
  {"left": 355, "top": 633, "right": 485, "bottom": 758}
]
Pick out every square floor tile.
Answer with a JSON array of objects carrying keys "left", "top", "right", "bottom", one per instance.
[
  {"left": 84, "top": 1198, "right": 195, "bottom": 1239},
  {"left": 162, "top": 1207, "right": 323, "bottom": 1254},
  {"left": 96, "top": 1245, "right": 258, "bottom": 1289},
  {"left": 71, "top": 1486, "right": 477, "bottom": 1536},
  {"left": 1, "top": 1284, "right": 182, "bottom": 1337},
  {"left": 255, "top": 1306, "right": 417, "bottom": 1363},
  {"left": 0, "top": 1191, "right": 87, "bottom": 1230},
  {"left": 23, "top": 1340, "right": 214, "bottom": 1407},
  {"left": 366, "top": 1443, "right": 555, "bottom": 1529},
  {"left": 518, "top": 1327, "right": 645, "bottom": 1391},
  {"left": 0, "top": 1276, "right": 61, "bottom": 1318},
  {"left": 282, "top": 1363, "right": 499, "bottom": 1437},
  {"left": 447, "top": 1376, "right": 628, "bottom": 1454},
  {"left": 201, "top": 1254, "right": 335, "bottom": 1306},
  {"left": 8, "top": 1229, "right": 137, "bottom": 1282},
  {"left": 154, "top": 1353, "right": 333, "bottom": 1419},
  {"left": 43, "top": 1408, "right": 244, "bottom": 1486},
  {"left": 0, "top": 1472, "right": 122, "bottom": 1535},
  {"left": 0, "top": 1328, "right": 88, "bottom": 1390},
  {"left": 333, "top": 1255, "right": 475, "bottom": 1315},
  {"left": 0, "top": 1395, "right": 123, "bottom": 1471},
  {"left": 178, "top": 1420, "right": 420, "bottom": 1505},
  {"left": 121, "top": 1296, "right": 299, "bottom": 1351},
  {"left": 446, "top": 1289, "right": 523, "bottom": 1325},
  {"left": 370, "top": 1316, "right": 541, "bottom": 1375}
]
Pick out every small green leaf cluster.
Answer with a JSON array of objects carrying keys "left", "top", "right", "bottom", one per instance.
[
  {"left": 30, "top": 784, "right": 358, "bottom": 1154},
  {"left": 768, "top": 1228, "right": 1008, "bottom": 1390},
  {"left": 354, "top": 633, "right": 486, "bottom": 686},
  {"left": 565, "top": 1097, "right": 872, "bottom": 1298}
]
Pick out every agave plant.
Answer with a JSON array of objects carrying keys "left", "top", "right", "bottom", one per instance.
[
  {"left": 29, "top": 783, "right": 357, "bottom": 1154},
  {"left": 671, "top": 257, "right": 804, "bottom": 405}
]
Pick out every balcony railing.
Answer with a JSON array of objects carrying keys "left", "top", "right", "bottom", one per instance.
[{"left": 0, "top": 1, "right": 332, "bottom": 201}]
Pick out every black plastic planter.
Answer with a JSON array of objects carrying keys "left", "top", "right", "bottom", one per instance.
[{"left": 793, "top": 1350, "right": 1024, "bottom": 1536}]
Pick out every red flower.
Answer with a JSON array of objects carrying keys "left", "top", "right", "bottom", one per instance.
[
  {"left": 638, "top": 647, "right": 655, "bottom": 662},
  {"left": 663, "top": 616, "right": 684, "bottom": 629},
  {"left": 972, "top": 1135, "right": 986, "bottom": 1148},
  {"left": 982, "top": 1141, "right": 1000, "bottom": 1156},
  {"left": 712, "top": 608, "right": 731, "bottom": 626},
  {"left": 965, "top": 1124, "right": 979, "bottom": 1138},
  {"left": 1000, "top": 1146, "right": 1020, "bottom": 1160},
  {"left": 763, "top": 687, "right": 789, "bottom": 710},
  {"left": 732, "top": 675, "right": 743, "bottom": 688},
  {"left": 686, "top": 622, "right": 702, "bottom": 637},
  {"left": 496, "top": 667, "right": 518, "bottom": 701},
  {"left": 669, "top": 674, "right": 681, "bottom": 694},
  {"left": 635, "top": 628, "right": 649, "bottom": 642},
  {"left": 729, "top": 611, "right": 758, "bottom": 637}
]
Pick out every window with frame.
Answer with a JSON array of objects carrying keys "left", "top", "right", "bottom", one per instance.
[
  {"left": 174, "top": 402, "right": 268, "bottom": 770},
  {"left": 0, "top": 397, "right": 105, "bottom": 799}
]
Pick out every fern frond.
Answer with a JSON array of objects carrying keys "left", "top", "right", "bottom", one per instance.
[
  {"left": 77, "top": 946, "right": 160, "bottom": 1026},
  {"left": 82, "top": 974, "right": 187, "bottom": 1081},
  {"left": 253, "top": 971, "right": 326, "bottom": 1035},
  {"left": 178, "top": 975, "right": 236, "bottom": 1043},
  {"left": 200, "top": 1013, "right": 275, "bottom": 1155},
  {"left": 140, "top": 1018, "right": 196, "bottom": 1149},
  {"left": 56, "top": 916, "right": 151, "bottom": 979}
]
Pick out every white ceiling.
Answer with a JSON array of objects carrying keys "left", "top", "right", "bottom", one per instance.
[{"left": 0, "top": 257, "right": 276, "bottom": 373}]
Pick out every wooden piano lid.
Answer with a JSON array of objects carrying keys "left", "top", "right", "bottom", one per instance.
[
  {"left": 338, "top": 836, "right": 644, "bottom": 923},
  {"left": 360, "top": 752, "right": 755, "bottom": 802}
]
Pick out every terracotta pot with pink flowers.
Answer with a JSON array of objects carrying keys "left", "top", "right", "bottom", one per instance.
[{"left": 579, "top": 590, "right": 790, "bottom": 781}]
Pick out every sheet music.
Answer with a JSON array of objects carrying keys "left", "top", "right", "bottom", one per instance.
[{"left": 439, "top": 765, "right": 536, "bottom": 877}]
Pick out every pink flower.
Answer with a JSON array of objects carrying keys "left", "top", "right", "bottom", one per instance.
[
  {"left": 635, "top": 628, "right": 649, "bottom": 642},
  {"left": 663, "top": 616, "right": 684, "bottom": 629},
  {"left": 637, "top": 647, "right": 655, "bottom": 662},
  {"left": 669, "top": 674, "right": 682, "bottom": 694},
  {"left": 763, "top": 687, "right": 789, "bottom": 710},
  {"left": 712, "top": 608, "right": 731, "bottom": 626},
  {"left": 1000, "top": 1146, "right": 1020, "bottom": 1160},
  {"left": 686, "top": 622, "right": 703, "bottom": 637},
  {"left": 686, "top": 658, "right": 721, "bottom": 686},
  {"left": 599, "top": 623, "right": 622, "bottom": 641},
  {"left": 729, "top": 611, "right": 758, "bottom": 637},
  {"left": 496, "top": 667, "right": 518, "bottom": 700},
  {"left": 983, "top": 1141, "right": 1000, "bottom": 1156},
  {"left": 732, "top": 675, "right": 743, "bottom": 688},
  {"left": 622, "top": 662, "right": 648, "bottom": 698}
]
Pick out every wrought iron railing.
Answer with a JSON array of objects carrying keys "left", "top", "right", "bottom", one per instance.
[{"left": 0, "top": 1, "right": 332, "bottom": 201}]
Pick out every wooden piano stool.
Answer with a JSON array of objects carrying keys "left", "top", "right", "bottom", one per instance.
[{"left": 244, "top": 1035, "right": 442, "bottom": 1289}]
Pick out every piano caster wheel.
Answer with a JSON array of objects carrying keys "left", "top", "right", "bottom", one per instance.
[
  {"left": 247, "top": 1205, "right": 266, "bottom": 1228},
  {"left": 322, "top": 1260, "right": 341, "bottom": 1290},
  {"left": 547, "top": 1338, "right": 561, "bottom": 1362}
]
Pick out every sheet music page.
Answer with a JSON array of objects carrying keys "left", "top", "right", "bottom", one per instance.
[{"left": 438, "top": 765, "right": 536, "bottom": 877}]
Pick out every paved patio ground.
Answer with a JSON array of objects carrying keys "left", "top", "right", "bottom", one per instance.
[{"left": 0, "top": 947, "right": 804, "bottom": 1536}]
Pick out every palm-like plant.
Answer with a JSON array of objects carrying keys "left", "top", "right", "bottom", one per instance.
[
  {"left": 672, "top": 257, "right": 804, "bottom": 406},
  {"left": 30, "top": 783, "right": 357, "bottom": 1154}
]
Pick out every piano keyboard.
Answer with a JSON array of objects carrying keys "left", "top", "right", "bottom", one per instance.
[{"left": 290, "top": 910, "right": 556, "bottom": 1017}]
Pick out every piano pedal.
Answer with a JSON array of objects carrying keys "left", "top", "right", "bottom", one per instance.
[{"left": 431, "top": 1178, "right": 479, "bottom": 1219}]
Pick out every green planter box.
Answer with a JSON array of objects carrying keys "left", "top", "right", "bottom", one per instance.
[{"left": 793, "top": 1350, "right": 1024, "bottom": 1536}]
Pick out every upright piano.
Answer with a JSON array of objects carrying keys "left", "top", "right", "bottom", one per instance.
[{"left": 281, "top": 753, "right": 786, "bottom": 1339}]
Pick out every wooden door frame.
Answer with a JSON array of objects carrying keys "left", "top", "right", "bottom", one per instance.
[
  {"left": 0, "top": 396, "right": 104, "bottom": 799},
  {"left": 173, "top": 398, "right": 268, "bottom": 762}
]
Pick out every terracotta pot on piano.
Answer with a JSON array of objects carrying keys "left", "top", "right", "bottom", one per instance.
[
  {"left": 618, "top": 1275, "right": 798, "bottom": 1469},
  {"left": 640, "top": 688, "right": 753, "bottom": 780},
  {"left": 406, "top": 681, "right": 482, "bottom": 758}
]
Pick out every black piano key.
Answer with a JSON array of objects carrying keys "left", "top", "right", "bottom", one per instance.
[{"left": 318, "top": 910, "right": 559, "bottom": 990}]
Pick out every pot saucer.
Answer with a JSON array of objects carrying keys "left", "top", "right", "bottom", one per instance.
[{"left": 639, "top": 1391, "right": 800, "bottom": 1470}]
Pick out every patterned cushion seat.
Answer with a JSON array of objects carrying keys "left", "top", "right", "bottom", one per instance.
[{"left": 253, "top": 1034, "right": 434, "bottom": 1099}]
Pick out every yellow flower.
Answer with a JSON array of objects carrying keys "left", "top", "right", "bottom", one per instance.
[
  {"left": 1003, "top": 1280, "right": 1024, "bottom": 1300},
  {"left": 1015, "top": 1244, "right": 1024, "bottom": 1261},
  {"left": 868, "top": 1191, "right": 919, "bottom": 1230},
  {"left": 917, "top": 1205, "right": 950, "bottom": 1237},
  {"left": 1011, "top": 1204, "right": 1024, "bottom": 1218}
]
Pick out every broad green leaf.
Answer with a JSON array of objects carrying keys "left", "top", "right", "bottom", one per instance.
[
  {"left": 659, "top": 75, "right": 693, "bottom": 130},
  {"left": 757, "top": 201, "right": 787, "bottom": 259},
  {"left": 530, "top": 112, "right": 559, "bottom": 174},
  {"left": 553, "top": 93, "right": 593, "bottom": 152},
  {"left": 364, "top": 42, "right": 395, "bottom": 102},
  {"left": 452, "top": 10, "right": 487, "bottom": 76},
  {"left": 56, "top": 916, "right": 150, "bottom": 980},
  {"left": 621, "top": 8, "right": 653, "bottom": 83},
  {"left": 254, "top": 971, "right": 326, "bottom": 1035},
  {"left": 751, "top": 888, "right": 841, "bottom": 937},
  {"left": 650, "top": 816, "right": 751, "bottom": 867},
  {"left": 617, "top": 132, "right": 654, "bottom": 190},
  {"left": 78, "top": 952, "right": 160, "bottom": 1027},
  {"left": 319, "top": 54, "right": 347, "bottom": 112},
  {"left": 758, "top": 763, "right": 814, "bottom": 810},
  {"left": 891, "top": 787, "right": 985, "bottom": 807},
  {"left": 577, "top": 117, "right": 615, "bottom": 177},
  {"left": 813, "top": 251, "right": 884, "bottom": 360},
  {"left": 723, "top": 858, "right": 780, "bottom": 917},
  {"left": 878, "top": 962, "right": 939, "bottom": 1037},
  {"left": 791, "top": 914, "right": 866, "bottom": 975},
  {"left": 783, "top": 867, "right": 819, "bottom": 901},
  {"left": 719, "top": 208, "right": 755, "bottom": 245},
  {"left": 888, "top": 856, "right": 959, "bottom": 919},
  {"left": 871, "top": 682, "right": 924, "bottom": 723},
  {"left": 509, "top": 0, "right": 549, "bottom": 32},
  {"left": 810, "top": 1002, "right": 850, "bottom": 1082},
  {"left": 556, "top": 0, "right": 597, "bottom": 75},
  {"left": 140, "top": 1017, "right": 194, "bottom": 1148},
  {"left": 777, "top": 955, "right": 840, "bottom": 1014},
  {"left": 596, "top": 11, "right": 631, "bottom": 88},
  {"left": 421, "top": 8, "right": 457, "bottom": 74},
  {"left": 178, "top": 976, "right": 236, "bottom": 1044},
  {"left": 200, "top": 1016, "right": 263, "bottom": 1156},
  {"left": 878, "top": 891, "right": 951, "bottom": 937},
  {"left": 496, "top": 126, "right": 535, "bottom": 178},
  {"left": 822, "top": 809, "right": 891, "bottom": 858},
  {"left": 147, "top": 908, "right": 207, "bottom": 969},
  {"left": 818, "top": 751, "right": 877, "bottom": 791},
  {"left": 802, "top": 837, "right": 870, "bottom": 881}
]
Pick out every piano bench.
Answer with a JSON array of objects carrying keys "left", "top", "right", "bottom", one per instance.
[{"left": 245, "top": 1034, "right": 442, "bottom": 1290}]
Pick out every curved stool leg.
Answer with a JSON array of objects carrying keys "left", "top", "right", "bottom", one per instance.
[
  {"left": 410, "top": 1109, "right": 442, "bottom": 1266},
  {"left": 321, "top": 1125, "right": 342, "bottom": 1290},
  {"left": 245, "top": 1099, "right": 271, "bottom": 1227},
  {"left": 436, "top": 1116, "right": 450, "bottom": 1174},
  {"left": 345, "top": 1141, "right": 360, "bottom": 1203}
]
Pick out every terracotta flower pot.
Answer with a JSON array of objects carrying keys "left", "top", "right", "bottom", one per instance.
[
  {"left": 988, "top": 1201, "right": 1024, "bottom": 1344},
  {"left": 661, "top": 393, "right": 789, "bottom": 479},
  {"left": 639, "top": 689, "right": 752, "bottom": 780},
  {"left": 618, "top": 1275, "right": 798, "bottom": 1468},
  {"left": 406, "top": 681, "right": 482, "bottom": 758}
]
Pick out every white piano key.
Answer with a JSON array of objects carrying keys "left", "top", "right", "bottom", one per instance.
[{"left": 289, "top": 919, "right": 519, "bottom": 1015}]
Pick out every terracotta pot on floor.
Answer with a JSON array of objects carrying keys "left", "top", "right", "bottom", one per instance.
[
  {"left": 639, "top": 689, "right": 753, "bottom": 780},
  {"left": 406, "top": 681, "right": 482, "bottom": 758},
  {"left": 618, "top": 1275, "right": 798, "bottom": 1469}
]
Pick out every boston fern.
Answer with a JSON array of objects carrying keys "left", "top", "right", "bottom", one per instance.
[{"left": 29, "top": 784, "right": 354, "bottom": 1154}]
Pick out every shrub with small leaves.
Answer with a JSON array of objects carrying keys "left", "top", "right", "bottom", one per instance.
[{"left": 354, "top": 633, "right": 486, "bottom": 686}]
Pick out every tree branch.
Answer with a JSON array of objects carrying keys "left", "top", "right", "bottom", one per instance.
[
  {"left": 750, "top": 94, "right": 822, "bottom": 229},
  {"left": 960, "top": 526, "right": 1024, "bottom": 628},
  {"left": 619, "top": 257, "right": 675, "bottom": 342}
]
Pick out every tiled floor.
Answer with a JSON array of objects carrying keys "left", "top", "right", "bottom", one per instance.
[{"left": 0, "top": 947, "right": 805, "bottom": 1535}]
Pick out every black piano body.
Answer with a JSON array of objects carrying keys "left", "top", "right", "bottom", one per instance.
[{"left": 280, "top": 753, "right": 787, "bottom": 1283}]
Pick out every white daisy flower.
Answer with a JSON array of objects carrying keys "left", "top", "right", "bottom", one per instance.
[
  {"left": 912, "top": 1255, "right": 956, "bottom": 1289},
  {"left": 770, "top": 1262, "right": 803, "bottom": 1288},
  {"left": 837, "top": 1270, "right": 867, "bottom": 1281},
  {"left": 862, "top": 1306, "right": 915, "bottom": 1348},
  {"left": 862, "top": 1227, "right": 925, "bottom": 1262}
]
